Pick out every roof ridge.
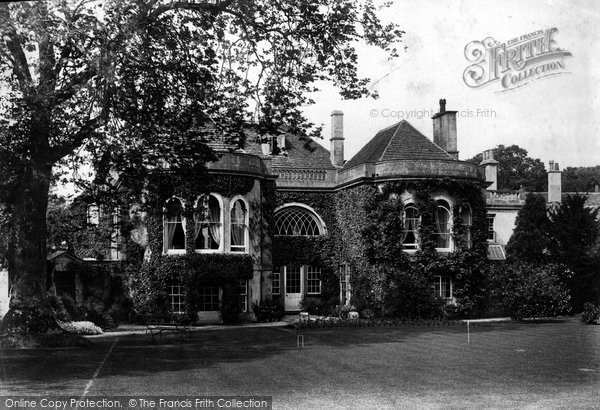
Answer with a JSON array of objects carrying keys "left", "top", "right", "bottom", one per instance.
[
  {"left": 400, "top": 121, "right": 456, "bottom": 160},
  {"left": 379, "top": 122, "right": 404, "bottom": 162}
]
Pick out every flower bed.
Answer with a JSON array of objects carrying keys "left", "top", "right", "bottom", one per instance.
[{"left": 57, "top": 320, "right": 103, "bottom": 335}]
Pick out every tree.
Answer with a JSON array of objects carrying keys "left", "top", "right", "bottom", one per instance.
[
  {"left": 468, "top": 144, "right": 546, "bottom": 191},
  {"left": 0, "top": 0, "right": 404, "bottom": 333},
  {"left": 548, "top": 194, "right": 600, "bottom": 311},
  {"left": 562, "top": 166, "right": 600, "bottom": 193},
  {"left": 506, "top": 194, "right": 551, "bottom": 261},
  {"left": 548, "top": 194, "right": 599, "bottom": 260}
]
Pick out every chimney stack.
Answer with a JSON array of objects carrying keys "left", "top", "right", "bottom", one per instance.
[
  {"left": 432, "top": 98, "right": 458, "bottom": 159},
  {"left": 480, "top": 149, "right": 499, "bottom": 190},
  {"left": 548, "top": 160, "right": 562, "bottom": 203},
  {"left": 330, "top": 110, "right": 344, "bottom": 167}
]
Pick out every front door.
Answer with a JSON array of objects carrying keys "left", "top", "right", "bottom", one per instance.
[{"left": 284, "top": 266, "right": 302, "bottom": 311}]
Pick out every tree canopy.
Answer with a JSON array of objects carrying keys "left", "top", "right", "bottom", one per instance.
[
  {"left": 468, "top": 144, "right": 547, "bottom": 191},
  {"left": 0, "top": 0, "right": 404, "bottom": 333}
]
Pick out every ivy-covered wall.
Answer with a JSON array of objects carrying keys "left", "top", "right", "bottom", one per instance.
[
  {"left": 336, "top": 178, "right": 490, "bottom": 318},
  {"left": 273, "top": 191, "right": 342, "bottom": 305},
  {"left": 129, "top": 171, "right": 267, "bottom": 322}
]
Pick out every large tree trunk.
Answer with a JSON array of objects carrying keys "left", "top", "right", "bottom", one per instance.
[{"left": 2, "top": 162, "right": 55, "bottom": 333}]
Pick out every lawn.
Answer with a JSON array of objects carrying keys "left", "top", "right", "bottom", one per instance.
[{"left": 1, "top": 317, "right": 599, "bottom": 409}]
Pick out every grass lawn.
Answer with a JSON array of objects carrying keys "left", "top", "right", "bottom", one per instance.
[{"left": 1, "top": 317, "right": 599, "bottom": 409}]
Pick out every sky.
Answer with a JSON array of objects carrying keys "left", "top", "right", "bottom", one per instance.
[{"left": 305, "top": 0, "right": 600, "bottom": 168}]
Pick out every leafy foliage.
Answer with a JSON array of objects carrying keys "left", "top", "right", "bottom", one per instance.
[
  {"left": 487, "top": 261, "right": 571, "bottom": 320},
  {"left": 506, "top": 194, "right": 551, "bottom": 261},
  {"left": 273, "top": 191, "right": 341, "bottom": 303},
  {"left": 548, "top": 194, "right": 600, "bottom": 260},
  {"left": 0, "top": 0, "right": 403, "bottom": 329},
  {"left": 580, "top": 302, "right": 600, "bottom": 325},
  {"left": 336, "top": 179, "right": 489, "bottom": 318},
  {"left": 128, "top": 253, "right": 253, "bottom": 323},
  {"left": 468, "top": 145, "right": 547, "bottom": 191},
  {"left": 252, "top": 298, "right": 285, "bottom": 322},
  {"left": 563, "top": 166, "right": 600, "bottom": 192}
]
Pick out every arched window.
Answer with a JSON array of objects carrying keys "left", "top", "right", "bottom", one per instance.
[
  {"left": 164, "top": 198, "right": 186, "bottom": 252},
  {"left": 435, "top": 200, "right": 452, "bottom": 249},
  {"left": 460, "top": 205, "right": 472, "bottom": 248},
  {"left": 274, "top": 206, "right": 324, "bottom": 236},
  {"left": 230, "top": 197, "right": 248, "bottom": 252},
  {"left": 194, "top": 194, "right": 222, "bottom": 251},
  {"left": 402, "top": 204, "right": 419, "bottom": 250}
]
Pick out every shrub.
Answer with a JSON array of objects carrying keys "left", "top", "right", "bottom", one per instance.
[
  {"left": 60, "top": 294, "right": 84, "bottom": 321},
  {"left": 299, "top": 296, "right": 337, "bottom": 316},
  {"left": 333, "top": 304, "right": 356, "bottom": 319},
  {"left": 488, "top": 261, "right": 572, "bottom": 320},
  {"left": 380, "top": 265, "right": 445, "bottom": 319},
  {"left": 581, "top": 302, "right": 600, "bottom": 325},
  {"left": 252, "top": 299, "right": 285, "bottom": 322}
]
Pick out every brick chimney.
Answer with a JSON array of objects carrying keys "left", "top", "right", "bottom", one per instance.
[
  {"left": 548, "top": 160, "right": 562, "bottom": 203},
  {"left": 480, "top": 149, "right": 499, "bottom": 190},
  {"left": 432, "top": 98, "right": 458, "bottom": 159},
  {"left": 330, "top": 110, "right": 344, "bottom": 167}
]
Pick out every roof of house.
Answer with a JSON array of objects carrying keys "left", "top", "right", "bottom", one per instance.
[
  {"left": 344, "top": 120, "right": 456, "bottom": 169},
  {"left": 47, "top": 250, "right": 82, "bottom": 262},
  {"left": 244, "top": 133, "right": 336, "bottom": 170}
]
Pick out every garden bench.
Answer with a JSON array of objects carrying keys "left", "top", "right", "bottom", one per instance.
[{"left": 144, "top": 314, "right": 192, "bottom": 342}]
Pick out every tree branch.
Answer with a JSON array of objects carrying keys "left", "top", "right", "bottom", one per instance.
[{"left": 0, "top": 3, "right": 34, "bottom": 95}]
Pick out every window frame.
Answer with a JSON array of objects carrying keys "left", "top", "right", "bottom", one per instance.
[
  {"left": 433, "top": 275, "right": 452, "bottom": 299},
  {"left": 272, "top": 269, "right": 281, "bottom": 295},
  {"left": 198, "top": 286, "right": 220, "bottom": 311},
  {"left": 306, "top": 266, "right": 322, "bottom": 295},
  {"left": 238, "top": 279, "right": 248, "bottom": 312},
  {"left": 274, "top": 204, "right": 326, "bottom": 237},
  {"left": 163, "top": 197, "right": 187, "bottom": 255},
  {"left": 193, "top": 193, "right": 224, "bottom": 253},
  {"left": 460, "top": 205, "right": 473, "bottom": 249},
  {"left": 434, "top": 200, "right": 453, "bottom": 252},
  {"left": 487, "top": 214, "right": 496, "bottom": 242},
  {"left": 230, "top": 195, "right": 249, "bottom": 253},
  {"left": 402, "top": 204, "right": 420, "bottom": 251},
  {"left": 168, "top": 282, "right": 186, "bottom": 314}
]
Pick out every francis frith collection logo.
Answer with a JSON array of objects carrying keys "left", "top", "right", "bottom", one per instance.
[{"left": 463, "top": 28, "right": 572, "bottom": 92}]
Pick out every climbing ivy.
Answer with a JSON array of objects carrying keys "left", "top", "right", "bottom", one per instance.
[
  {"left": 336, "top": 178, "right": 489, "bottom": 318},
  {"left": 128, "top": 253, "right": 253, "bottom": 322},
  {"left": 273, "top": 191, "right": 341, "bottom": 306}
]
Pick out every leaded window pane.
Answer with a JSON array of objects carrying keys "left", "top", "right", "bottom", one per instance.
[{"left": 274, "top": 207, "right": 323, "bottom": 236}]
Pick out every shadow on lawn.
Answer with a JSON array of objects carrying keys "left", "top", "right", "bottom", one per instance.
[{"left": 1, "top": 316, "right": 590, "bottom": 391}]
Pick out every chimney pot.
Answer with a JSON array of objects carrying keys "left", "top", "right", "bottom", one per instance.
[{"left": 439, "top": 98, "right": 446, "bottom": 113}]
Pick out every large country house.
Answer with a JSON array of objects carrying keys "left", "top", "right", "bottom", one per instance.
[{"left": 2, "top": 99, "right": 597, "bottom": 321}]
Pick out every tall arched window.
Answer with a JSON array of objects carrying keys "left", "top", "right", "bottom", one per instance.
[
  {"left": 435, "top": 200, "right": 452, "bottom": 249},
  {"left": 164, "top": 198, "right": 186, "bottom": 252},
  {"left": 230, "top": 198, "right": 248, "bottom": 252},
  {"left": 460, "top": 205, "right": 472, "bottom": 248},
  {"left": 274, "top": 206, "right": 325, "bottom": 236},
  {"left": 402, "top": 204, "right": 419, "bottom": 249},
  {"left": 194, "top": 194, "right": 222, "bottom": 251}
]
